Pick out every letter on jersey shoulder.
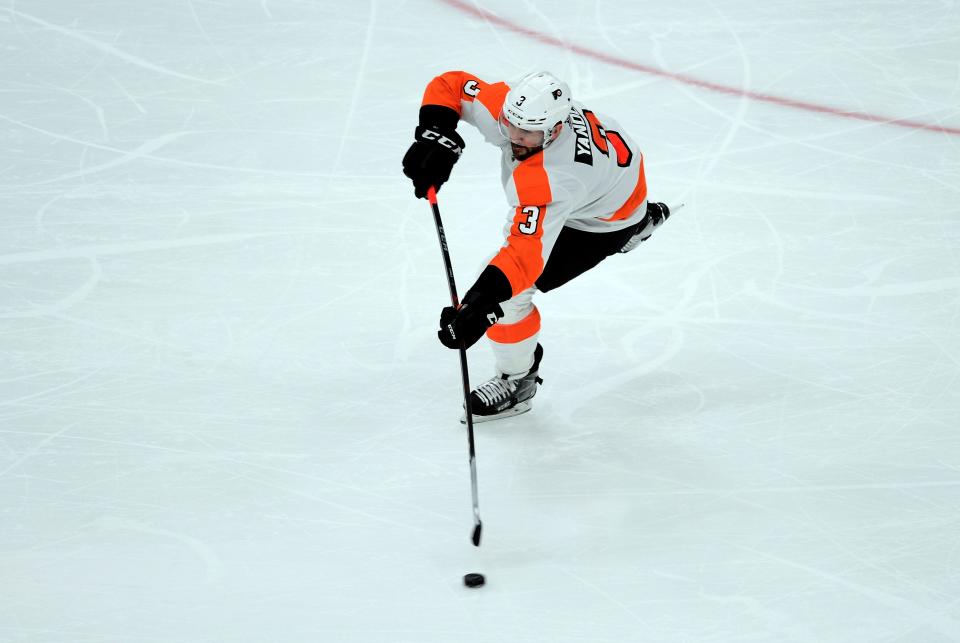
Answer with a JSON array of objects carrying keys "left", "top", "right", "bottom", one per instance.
[{"left": 567, "top": 110, "right": 594, "bottom": 166}]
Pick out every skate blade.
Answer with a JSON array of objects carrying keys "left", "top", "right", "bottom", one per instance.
[{"left": 460, "top": 401, "right": 532, "bottom": 424}]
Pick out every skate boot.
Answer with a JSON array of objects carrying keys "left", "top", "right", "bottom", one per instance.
[
  {"left": 619, "top": 201, "right": 677, "bottom": 253},
  {"left": 462, "top": 344, "right": 544, "bottom": 423}
]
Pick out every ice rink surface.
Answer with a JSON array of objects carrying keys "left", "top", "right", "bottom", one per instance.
[{"left": 2, "top": 0, "right": 960, "bottom": 641}]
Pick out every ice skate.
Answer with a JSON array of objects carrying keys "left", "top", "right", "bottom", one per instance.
[
  {"left": 461, "top": 344, "right": 544, "bottom": 423},
  {"left": 619, "top": 202, "right": 682, "bottom": 253}
]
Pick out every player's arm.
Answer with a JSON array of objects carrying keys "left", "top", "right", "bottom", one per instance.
[
  {"left": 402, "top": 71, "right": 509, "bottom": 199},
  {"left": 419, "top": 71, "right": 509, "bottom": 131},
  {"left": 488, "top": 157, "right": 568, "bottom": 297},
  {"left": 436, "top": 199, "right": 565, "bottom": 351},
  {"left": 438, "top": 165, "right": 568, "bottom": 351}
]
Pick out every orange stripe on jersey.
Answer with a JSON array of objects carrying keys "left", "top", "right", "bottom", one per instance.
[
  {"left": 489, "top": 154, "right": 552, "bottom": 295},
  {"left": 475, "top": 82, "right": 509, "bottom": 119},
  {"left": 421, "top": 71, "right": 509, "bottom": 119},
  {"left": 486, "top": 306, "right": 541, "bottom": 344},
  {"left": 421, "top": 71, "right": 468, "bottom": 112},
  {"left": 600, "top": 154, "right": 647, "bottom": 222}
]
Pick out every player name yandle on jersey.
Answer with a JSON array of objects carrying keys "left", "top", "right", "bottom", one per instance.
[{"left": 568, "top": 109, "right": 594, "bottom": 166}]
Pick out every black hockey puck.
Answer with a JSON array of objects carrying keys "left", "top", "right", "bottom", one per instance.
[{"left": 463, "top": 573, "right": 485, "bottom": 588}]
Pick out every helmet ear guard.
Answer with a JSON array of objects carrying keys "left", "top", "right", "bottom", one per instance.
[{"left": 501, "top": 71, "right": 573, "bottom": 149}]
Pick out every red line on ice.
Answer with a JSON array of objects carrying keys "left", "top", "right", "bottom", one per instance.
[{"left": 438, "top": 0, "right": 960, "bottom": 137}]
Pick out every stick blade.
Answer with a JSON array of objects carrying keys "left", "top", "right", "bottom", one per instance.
[{"left": 471, "top": 521, "right": 482, "bottom": 547}]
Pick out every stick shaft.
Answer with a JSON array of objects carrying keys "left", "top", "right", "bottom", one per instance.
[{"left": 426, "top": 187, "right": 483, "bottom": 547}]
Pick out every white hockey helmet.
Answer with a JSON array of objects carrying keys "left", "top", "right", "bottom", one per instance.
[{"left": 500, "top": 71, "right": 572, "bottom": 148}]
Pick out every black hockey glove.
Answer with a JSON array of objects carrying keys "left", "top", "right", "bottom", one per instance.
[
  {"left": 438, "top": 292, "right": 504, "bottom": 350},
  {"left": 402, "top": 106, "right": 465, "bottom": 199}
]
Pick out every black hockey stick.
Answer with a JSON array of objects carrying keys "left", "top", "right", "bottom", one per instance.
[{"left": 426, "top": 186, "right": 482, "bottom": 547}]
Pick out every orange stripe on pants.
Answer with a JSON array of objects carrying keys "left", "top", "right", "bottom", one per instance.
[{"left": 486, "top": 306, "right": 541, "bottom": 344}]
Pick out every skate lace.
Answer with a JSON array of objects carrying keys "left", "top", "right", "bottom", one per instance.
[{"left": 474, "top": 377, "right": 516, "bottom": 406}]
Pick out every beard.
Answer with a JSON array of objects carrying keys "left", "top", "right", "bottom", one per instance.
[{"left": 511, "top": 142, "right": 542, "bottom": 161}]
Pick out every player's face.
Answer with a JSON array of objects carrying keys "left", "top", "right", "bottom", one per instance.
[{"left": 499, "top": 114, "right": 546, "bottom": 160}]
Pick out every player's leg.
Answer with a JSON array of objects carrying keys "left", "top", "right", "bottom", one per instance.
[
  {"left": 535, "top": 224, "right": 637, "bottom": 292},
  {"left": 464, "top": 224, "right": 632, "bottom": 422},
  {"left": 464, "top": 287, "right": 545, "bottom": 423},
  {"left": 464, "top": 221, "right": 645, "bottom": 423}
]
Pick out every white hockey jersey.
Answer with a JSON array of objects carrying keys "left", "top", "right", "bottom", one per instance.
[{"left": 422, "top": 71, "right": 648, "bottom": 297}]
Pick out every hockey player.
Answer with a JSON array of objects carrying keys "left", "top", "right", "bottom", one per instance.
[{"left": 402, "top": 71, "right": 673, "bottom": 422}]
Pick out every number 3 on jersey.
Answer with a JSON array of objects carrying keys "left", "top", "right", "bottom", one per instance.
[
  {"left": 583, "top": 109, "right": 633, "bottom": 167},
  {"left": 518, "top": 205, "right": 540, "bottom": 235}
]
